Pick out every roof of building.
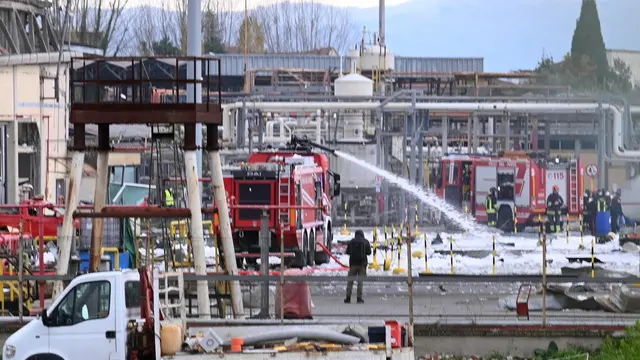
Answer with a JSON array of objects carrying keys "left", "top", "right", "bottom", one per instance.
[
  {"left": 211, "top": 54, "right": 484, "bottom": 76},
  {"left": 224, "top": 47, "right": 339, "bottom": 56},
  {"left": 607, "top": 49, "right": 640, "bottom": 54},
  {"left": 0, "top": 51, "right": 83, "bottom": 66},
  {"left": 69, "top": 53, "right": 484, "bottom": 78}
]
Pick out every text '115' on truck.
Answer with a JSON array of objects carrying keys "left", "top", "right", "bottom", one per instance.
[
  {"left": 217, "top": 136, "right": 341, "bottom": 268},
  {"left": 433, "top": 152, "right": 583, "bottom": 232}
]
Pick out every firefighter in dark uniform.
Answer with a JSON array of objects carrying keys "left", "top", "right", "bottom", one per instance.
[
  {"left": 485, "top": 187, "right": 498, "bottom": 227},
  {"left": 582, "top": 190, "right": 593, "bottom": 233},
  {"left": 610, "top": 190, "right": 623, "bottom": 233},
  {"left": 546, "top": 185, "right": 564, "bottom": 233},
  {"left": 595, "top": 189, "right": 608, "bottom": 211}
]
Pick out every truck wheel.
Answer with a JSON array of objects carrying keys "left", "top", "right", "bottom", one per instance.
[
  {"left": 300, "top": 232, "right": 309, "bottom": 268},
  {"left": 235, "top": 258, "right": 244, "bottom": 269},
  {"left": 315, "top": 227, "right": 331, "bottom": 265},
  {"left": 497, "top": 206, "right": 514, "bottom": 234},
  {"left": 307, "top": 231, "right": 316, "bottom": 267},
  {"left": 293, "top": 248, "right": 304, "bottom": 268}
]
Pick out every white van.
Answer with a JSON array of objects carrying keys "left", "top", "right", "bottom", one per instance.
[{"left": 3, "top": 270, "right": 140, "bottom": 360}]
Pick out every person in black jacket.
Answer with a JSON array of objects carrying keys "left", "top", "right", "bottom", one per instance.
[
  {"left": 345, "top": 229, "right": 372, "bottom": 304},
  {"left": 610, "top": 190, "right": 624, "bottom": 233},
  {"left": 546, "top": 185, "right": 564, "bottom": 233}
]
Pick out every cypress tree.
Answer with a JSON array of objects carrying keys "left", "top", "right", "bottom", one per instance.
[{"left": 570, "top": 0, "right": 609, "bottom": 84}]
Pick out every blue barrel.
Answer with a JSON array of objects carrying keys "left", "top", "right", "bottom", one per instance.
[
  {"left": 595, "top": 211, "right": 611, "bottom": 237},
  {"left": 78, "top": 251, "right": 91, "bottom": 272}
]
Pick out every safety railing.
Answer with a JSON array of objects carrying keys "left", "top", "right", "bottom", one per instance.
[{"left": 2, "top": 273, "right": 639, "bottom": 328}]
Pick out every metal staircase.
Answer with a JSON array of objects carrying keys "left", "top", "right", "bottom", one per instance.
[{"left": 150, "top": 124, "right": 192, "bottom": 270}]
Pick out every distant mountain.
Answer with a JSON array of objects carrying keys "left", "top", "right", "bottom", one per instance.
[{"left": 351, "top": 0, "right": 640, "bottom": 71}]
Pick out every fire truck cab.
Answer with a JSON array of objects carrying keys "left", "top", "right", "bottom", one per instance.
[
  {"left": 433, "top": 152, "right": 583, "bottom": 232},
  {"left": 220, "top": 140, "right": 341, "bottom": 268}
]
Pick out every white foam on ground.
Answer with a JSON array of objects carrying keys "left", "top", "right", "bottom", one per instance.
[
  {"left": 321, "top": 229, "right": 639, "bottom": 277},
  {"left": 130, "top": 229, "right": 636, "bottom": 277}
]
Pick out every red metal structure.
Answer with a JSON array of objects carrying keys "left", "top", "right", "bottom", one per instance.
[
  {"left": 217, "top": 137, "right": 341, "bottom": 268},
  {"left": 433, "top": 152, "right": 583, "bottom": 231},
  {"left": 0, "top": 196, "right": 79, "bottom": 239},
  {"left": 0, "top": 202, "right": 63, "bottom": 311},
  {"left": 151, "top": 87, "right": 229, "bottom": 103}
]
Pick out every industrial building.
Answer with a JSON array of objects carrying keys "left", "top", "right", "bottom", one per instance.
[
  {"left": 0, "top": 53, "right": 71, "bottom": 204},
  {"left": 1, "top": 0, "right": 639, "bottom": 227}
]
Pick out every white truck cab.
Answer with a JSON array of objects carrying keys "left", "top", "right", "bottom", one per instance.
[{"left": 3, "top": 270, "right": 141, "bottom": 360}]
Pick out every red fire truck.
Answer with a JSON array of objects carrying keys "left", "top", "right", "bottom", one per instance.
[
  {"left": 219, "top": 137, "right": 341, "bottom": 267},
  {"left": 433, "top": 152, "right": 583, "bottom": 232}
]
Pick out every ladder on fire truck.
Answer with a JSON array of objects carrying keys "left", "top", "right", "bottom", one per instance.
[
  {"left": 568, "top": 160, "right": 580, "bottom": 214},
  {"left": 279, "top": 170, "right": 291, "bottom": 225}
]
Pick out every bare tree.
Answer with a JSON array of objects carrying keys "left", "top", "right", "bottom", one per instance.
[
  {"left": 134, "top": 5, "right": 159, "bottom": 55},
  {"left": 49, "top": 0, "right": 129, "bottom": 55},
  {"left": 254, "top": 0, "right": 356, "bottom": 54},
  {"left": 132, "top": 0, "right": 234, "bottom": 56},
  {"left": 203, "top": 0, "right": 240, "bottom": 49}
]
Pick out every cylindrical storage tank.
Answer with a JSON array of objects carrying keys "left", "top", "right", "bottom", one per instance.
[
  {"left": 360, "top": 45, "right": 395, "bottom": 72},
  {"left": 334, "top": 73, "right": 374, "bottom": 97},
  {"left": 346, "top": 49, "right": 360, "bottom": 73}
]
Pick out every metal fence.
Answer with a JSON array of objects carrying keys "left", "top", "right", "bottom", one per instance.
[{"left": 2, "top": 273, "right": 639, "bottom": 328}]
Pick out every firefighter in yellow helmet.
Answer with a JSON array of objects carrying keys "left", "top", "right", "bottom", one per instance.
[
  {"left": 546, "top": 185, "right": 564, "bottom": 233},
  {"left": 485, "top": 187, "right": 498, "bottom": 227}
]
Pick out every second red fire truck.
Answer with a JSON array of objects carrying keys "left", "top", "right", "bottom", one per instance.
[{"left": 433, "top": 152, "right": 584, "bottom": 232}]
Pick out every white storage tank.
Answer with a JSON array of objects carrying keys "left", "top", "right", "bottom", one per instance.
[
  {"left": 360, "top": 45, "right": 395, "bottom": 72},
  {"left": 346, "top": 49, "right": 360, "bottom": 73},
  {"left": 334, "top": 73, "right": 374, "bottom": 97}
]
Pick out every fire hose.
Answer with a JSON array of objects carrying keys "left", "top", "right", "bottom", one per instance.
[{"left": 315, "top": 242, "right": 348, "bottom": 269}]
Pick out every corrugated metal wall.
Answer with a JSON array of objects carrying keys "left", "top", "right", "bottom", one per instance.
[
  {"left": 208, "top": 54, "right": 484, "bottom": 76},
  {"left": 394, "top": 57, "right": 484, "bottom": 74}
]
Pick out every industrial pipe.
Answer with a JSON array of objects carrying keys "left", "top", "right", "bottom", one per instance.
[
  {"left": 73, "top": 204, "right": 327, "bottom": 218},
  {"left": 223, "top": 101, "right": 633, "bottom": 158}
]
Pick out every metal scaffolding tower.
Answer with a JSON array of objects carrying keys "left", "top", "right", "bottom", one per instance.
[{"left": 0, "top": 0, "right": 59, "bottom": 54}]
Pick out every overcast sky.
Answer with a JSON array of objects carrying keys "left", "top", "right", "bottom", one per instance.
[{"left": 234, "top": 0, "right": 409, "bottom": 10}]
